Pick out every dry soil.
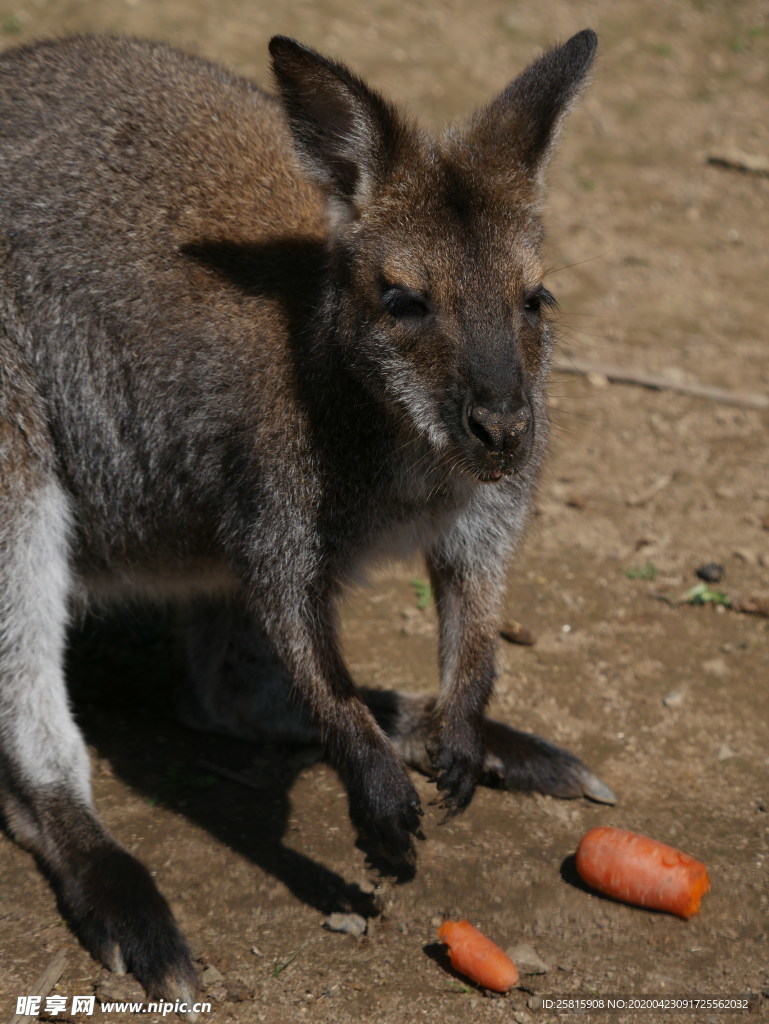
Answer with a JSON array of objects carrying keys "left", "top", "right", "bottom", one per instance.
[{"left": 1, "top": 2, "right": 767, "bottom": 1023}]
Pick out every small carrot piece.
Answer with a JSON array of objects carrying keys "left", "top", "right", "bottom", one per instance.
[
  {"left": 437, "top": 920, "right": 519, "bottom": 992},
  {"left": 575, "top": 826, "right": 711, "bottom": 919}
]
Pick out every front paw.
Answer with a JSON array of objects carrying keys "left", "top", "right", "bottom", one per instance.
[
  {"left": 427, "top": 723, "right": 484, "bottom": 817},
  {"left": 346, "top": 755, "right": 424, "bottom": 877}
]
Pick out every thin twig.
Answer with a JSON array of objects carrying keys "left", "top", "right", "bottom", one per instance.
[
  {"left": 552, "top": 356, "right": 769, "bottom": 410},
  {"left": 9, "top": 952, "right": 67, "bottom": 1024},
  {"left": 707, "top": 149, "right": 769, "bottom": 178}
]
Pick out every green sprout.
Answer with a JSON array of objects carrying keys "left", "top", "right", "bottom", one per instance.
[
  {"left": 410, "top": 578, "right": 433, "bottom": 609},
  {"left": 682, "top": 582, "right": 731, "bottom": 607},
  {"left": 625, "top": 562, "right": 658, "bottom": 581}
]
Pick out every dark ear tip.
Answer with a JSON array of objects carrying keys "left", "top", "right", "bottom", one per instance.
[
  {"left": 268, "top": 35, "right": 309, "bottom": 64},
  {"left": 570, "top": 28, "right": 599, "bottom": 61},
  {"left": 268, "top": 35, "right": 292, "bottom": 55}
]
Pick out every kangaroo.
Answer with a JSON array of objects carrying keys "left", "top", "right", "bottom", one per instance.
[{"left": 0, "top": 31, "right": 607, "bottom": 1002}]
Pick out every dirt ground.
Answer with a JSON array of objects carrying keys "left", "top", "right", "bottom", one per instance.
[{"left": 1, "top": 1, "right": 767, "bottom": 1023}]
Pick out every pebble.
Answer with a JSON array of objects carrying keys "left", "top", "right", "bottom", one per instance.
[
  {"left": 662, "top": 688, "right": 686, "bottom": 709},
  {"left": 695, "top": 562, "right": 724, "bottom": 583},
  {"left": 565, "top": 493, "right": 588, "bottom": 509},
  {"left": 734, "top": 548, "right": 757, "bottom": 565},
  {"left": 507, "top": 942, "right": 549, "bottom": 975},
  {"left": 500, "top": 621, "right": 537, "bottom": 646},
  {"left": 324, "top": 912, "right": 367, "bottom": 937},
  {"left": 201, "top": 965, "right": 224, "bottom": 985},
  {"left": 702, "top": 657, "right": 729, "bottom": 678}
]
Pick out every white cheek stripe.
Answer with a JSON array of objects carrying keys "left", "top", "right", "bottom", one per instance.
[{"left": 380, "top": 351, "right": 449, "bottom": 451}]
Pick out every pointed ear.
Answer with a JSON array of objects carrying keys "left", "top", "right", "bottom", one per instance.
[
  {"left": 465, "top": 29, "right": 597, "bottom": 182},
  {"left": 269, "top": 36, "right": 411, "bottom": 216}
]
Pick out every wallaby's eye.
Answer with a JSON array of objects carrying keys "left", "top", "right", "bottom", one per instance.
[
  {"left": 523, "top": 286, "right": 557, "bottom": 317},
  {"left": 381, "top": 285, "right": 431, "bottom": 320}
]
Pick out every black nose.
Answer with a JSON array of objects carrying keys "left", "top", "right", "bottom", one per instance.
[{"left": 467, "top": 401, "right": 532, "bottom": 454}]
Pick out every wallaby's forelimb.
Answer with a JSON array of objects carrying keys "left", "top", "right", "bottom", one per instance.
[
  {"left": 425, "top": 549, "right": 502, "bottom": 815},
  {"left": 180, "top": 599, "right": 617, "bottom": 807}
]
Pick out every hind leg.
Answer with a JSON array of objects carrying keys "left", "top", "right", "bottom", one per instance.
[
  {"left": 359, "top": 689, "right": 615, "bottom": 803},
  {"left": 0, "top": 385, "right": 195, "bottom": 999}
]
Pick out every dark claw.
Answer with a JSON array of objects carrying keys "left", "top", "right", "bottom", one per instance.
[
  {"left": 428, "top": 737, "right": 482, "bottom": 818},
  {"left": 579, "top": 769, "right": 617, "bottom": 805},
  {"left": 347, "top": 761, "right": 424, "bottom": 879}
]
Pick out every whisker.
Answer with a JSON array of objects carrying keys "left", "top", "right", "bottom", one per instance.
[{"left": 544, "top": 248, "right": 613, "bottom": 277}]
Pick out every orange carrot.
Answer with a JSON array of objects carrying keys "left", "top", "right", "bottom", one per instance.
[
  {"left": 575, "top": 826, "right": 710, "bottom": 919},
  {"left": 437, "top": 920, "right": 519, "bottom": 992}
]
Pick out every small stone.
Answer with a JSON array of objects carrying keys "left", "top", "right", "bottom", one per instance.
[
  {"left": 500, "top": 621, "right": 537, "bottom": 646},
  {"left": 695, "top": 562, "right": 724, "bottom": 583},
  {"left": 702, "top": 657, "right": 729, "bottom": 678},
  {"left": 733, "top": 548, "right": 757, "bottom": 564},
  {"left": 507, "top": 943, "right": 549, "bottom": 975},
  {"left": 586, "top": 372, "right": 609, "bottom": 388},
  {"left": 565, "top": 494, "right": 587, "bottom": 509},
  {"left": 662, "top": 688, "right": 685, "bottom": 709},
  {"left": 718, "top": 743, "right": 737, "bottom": 761},
  {"left": 201, "top": 965, "right": 224, "bottom": 986},
  {"left": 324, "top": 912, "right": 367, "bottom": 937}
]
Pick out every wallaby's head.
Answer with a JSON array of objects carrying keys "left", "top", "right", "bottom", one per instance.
[{"left": 270, "top": 32, "right": 597, "bottom": 483}]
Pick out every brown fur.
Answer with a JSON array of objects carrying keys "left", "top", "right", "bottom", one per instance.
[{"left": 0, "top": 32, "right": 599, "bottom": 999}]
